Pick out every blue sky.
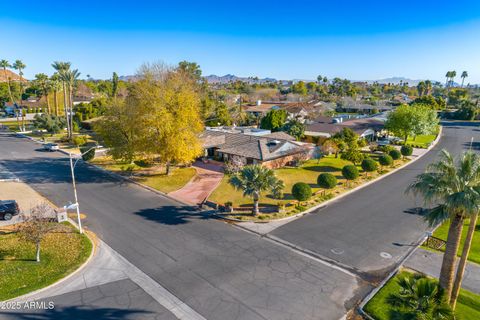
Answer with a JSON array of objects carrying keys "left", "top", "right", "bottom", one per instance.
[{"left": 1, "top": 0, "right": 480, "bottom": 82}]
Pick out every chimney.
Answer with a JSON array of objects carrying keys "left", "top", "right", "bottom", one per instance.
[{"left": 257, "top": 100, "right": 262, "bottom": 106}]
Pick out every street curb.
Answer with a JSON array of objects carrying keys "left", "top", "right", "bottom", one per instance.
[
  {"left": 14, "top": 132, "right": 192, "bottom": 207},
  {"left": 225, "top": 126, "right": 443, "bottom": 224},
  {"left": 2, "top": 220, "right": 96, "bottom": 303},
  {"left": 84, "top": 161, "right": 191, "bottom": 207}
]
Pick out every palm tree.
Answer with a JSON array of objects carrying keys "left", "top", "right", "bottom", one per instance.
[
  {"left": 450, "top": 71, "right": 456, "bottom": 87},
  {"left": 0, "top": 59, "right": 14, "bottom": 104},
  {"left": 50, "top": 73, "right": 62, "bottom": 116},
  {"left": 386, "top": 275, "right": 453, "bottom": 319},
  {"left": 12, "top": 60, "right": 26, "bottom": 104},
  {"left": 34, "top": 73, "right": 52, "bottom": 114},
  {"left": 445, "top": 71, "right": 450, "bottom": 88},
  {"left": 425, "top": 80, "right": 433, "bottom": 95},
  {"left": 52, "top": 61, "right": 71, "bottom": 136},
  {"left": 461, "top": 71, "right": 468, "bottom": 87},
  {"left": 62, "top": 69, "right": 81, "bottom": 137},
  {"left": 229, "top": 165, "right": 284, "bottom": 216},
  {"left": 407, "top": 150, "right": 480, "bottom": 305}
]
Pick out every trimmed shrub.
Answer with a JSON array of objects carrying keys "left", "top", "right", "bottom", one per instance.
[
  {"left": 401, "top": 145, "right": 413, "bottom": 157},
  {"left": 291, "top": 182, "right": 312, "bottom": 202},
  {"left": 80, "top": 145, "right": 95, "bottom": 161},
  {"left": 342, "top": 165, "right": 359, "bottom": 181},
  {"left": 389, "top": 149, "right": 401, "bottom": 160},
  {"left": 379, "top": 154, "right": 393, "bottom": 167},
  {"left": 317, "top": 173, "right": 337, "bottom": 189},
  {"left": 361, "top": 158, "right": 378, "bottom": 175}
]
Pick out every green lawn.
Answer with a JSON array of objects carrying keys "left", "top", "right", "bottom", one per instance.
[
  {"left": 134, "top": 167, "right": 196, "bottom": 193},
  {"left": 0, "top": 120, "right": 32, "bottom": 131},
  {"left": 405, "top": 134, "right": 437, "bottom": 148},
  {"left": 0, "top": 223, "right": 92, "bottom": 301},
  {"left": 364, "top": 270, "right": 480, "bottom": 320},
  {"left": 429, "top": 217, "right": 480, "bottom": 265},
  {"left": 92, "top": 157, "right": 197, "bottom": 193},
  {"left": 209, "top": 156, "right": 353, "bottom": 207},
  {"left": 209, "top": 154, "right": 402, "bottom": 209}
]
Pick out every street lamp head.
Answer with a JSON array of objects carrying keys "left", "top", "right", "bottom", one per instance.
[{"left": 63, "top": 202, "right": 79, "bottom": 210}]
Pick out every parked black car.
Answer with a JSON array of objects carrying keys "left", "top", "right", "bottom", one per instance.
[{"left": 0, "top": 200, "right": 20, "bottom": 220}]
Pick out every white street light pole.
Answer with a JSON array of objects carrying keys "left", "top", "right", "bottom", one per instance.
[{"left": 68, "top": 146, "right": 97, "bottom": 234}]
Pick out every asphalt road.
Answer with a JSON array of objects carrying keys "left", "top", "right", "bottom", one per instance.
[
  {"left": 270, "top": 121, "right": 480, "bottom": 278},
  {"left": 0, "top": 133, "right": 358, "bottom": 320}
]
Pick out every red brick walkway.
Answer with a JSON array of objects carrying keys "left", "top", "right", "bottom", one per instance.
[{"left": 168, "top": 161, "right": 224, "bottom": 205}]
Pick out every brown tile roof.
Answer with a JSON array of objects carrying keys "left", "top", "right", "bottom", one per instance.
[
  {"left": 201, "top": 130, "right": 310, "bottom": 161},
  {"left": 263, "top": 131, "right": 296, "bottom": 141}
]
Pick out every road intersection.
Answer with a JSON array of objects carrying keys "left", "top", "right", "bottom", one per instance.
[{"left": 0, "top": 121, "right": 477, "bottom": 319}]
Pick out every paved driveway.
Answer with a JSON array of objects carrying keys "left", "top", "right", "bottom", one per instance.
[
  {"left": 168, "top": 161, "right": 223, "bottom": 205},
  {"left": 269, "top": 121, "right": 479, "bottom": 279},
  {"left": 0, "top": 132, "right": 359, "bottom": 320}
]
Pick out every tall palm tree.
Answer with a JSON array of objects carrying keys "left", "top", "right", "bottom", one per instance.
[
  {"left": 445, "top": 71, "right": 450, "bottom": 87},
  {"left": 0, "top": 59, "right": 14, "bottom": 104},
  {"left": 407, "top": 150, "right": 480, "bottom": 305},
  {"left": 450, "top": 71, "right": 456, "bottom": 87},
  {"left": 50, "top": 73, "right": 62, "bottom": 116},
  {"left": 62, "top": 69, "right": 80, "bottom": 137},
  {"left": 460, "top": 71, "right": 468, "bottom": 87},
  {"left": 386, "top": 275, "right": 453, "bottom": 319},
  {"left": 229, "top": 165, "right": 284, "bottom": 216},
  {"left": 34, "top": 73, "right": 52, "bottom": 114},
  {"left": 52, "top": 61, "right": 71, "bottom": 136},
  {"left": 12, "top": 60, "right": 26, "bottom": 104}
]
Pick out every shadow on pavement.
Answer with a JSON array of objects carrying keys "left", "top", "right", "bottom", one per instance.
[
  {"left": 0, "top": 158, "right": 120, "bottom": 185},
  {"left": 1, "top": 307, "right": 152, "bottom": 320},
  {"left": 134, "top": 206, "right": 212, "bottom": 225}
]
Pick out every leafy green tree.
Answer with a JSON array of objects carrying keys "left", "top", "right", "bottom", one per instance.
[
  {"left": 260, "top": 109, "right": 287, "bottom": 132},
  {"left": 111, "top": 72, "right": 119, "bottom": 98},
  {"left": 454, "top": 100, "right": 477, "bottom": 120},
  {"left": 385, "top": 104, "right": 438, "bottom": 143},
  {"left": 342, "top": 165, "right": 359, "bottom": 187},
  {"left": 34, "top": 73, "right": 52, "bottom": 113},
  {"left": 33, "top": 113, "right": 66, "bottom": 134},
  {"left": 0, "top": 59, "right": 14, "bottom": 103},
  {"left": 291, "top": 182, "right": 312, "bottom": 203},
  {"left": 290, "top": 81, "right": 307, "bottom": 95},
  {"left": 282, "top": 119, "right": 305, "bottom": 140},
  {"left": 407, "top": 151, "right": 480, "bottom": 307},
  {"left": 229, "top": 165, "right": 283, "bottom": 215},
  {"left": 177, "top": 60, "right": 202, "bottom": 81},
  {"left": 361, "top": 158, "right": 378, "bottom": 176},
  {"left": 447, "top": 88, "right": 468, "bottom": 107},
  {"left": 386, "top": 275, "right": 453, "bottom": 319},
  {"left": 317, "top": 173, "right": 337, "bottom": 194}
]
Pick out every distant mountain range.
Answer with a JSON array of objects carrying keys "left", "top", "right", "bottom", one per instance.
[
  {"left": 118, "top": 73, "right": 447, "bottom": 87},
  {"left": 204, "top": 74, "right": 277, "bottom": 84}
]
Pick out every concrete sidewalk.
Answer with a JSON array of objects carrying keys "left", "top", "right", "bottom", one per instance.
[
  {"left": 11, "top": 239, "right": 205, "bottom": 320},
  {"left": 404, "top": 248, "right": 480, "bottom": 294}
]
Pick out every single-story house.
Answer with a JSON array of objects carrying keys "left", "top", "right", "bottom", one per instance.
[
  {"left": 200, "top": 128, "right": 314, "bottom": 169},
  {"left": 305, "top": 116, "right": 385, "bottom": 141}
]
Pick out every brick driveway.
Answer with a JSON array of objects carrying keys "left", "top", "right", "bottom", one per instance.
[{"left": 168, "top": 161, "right": 224, "bottom": 205}]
